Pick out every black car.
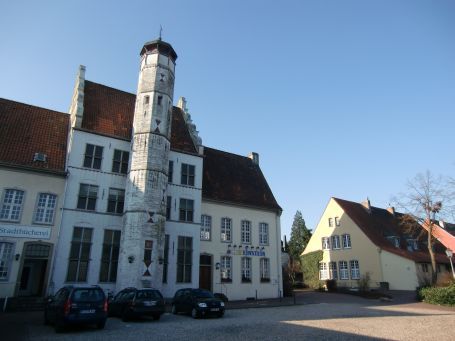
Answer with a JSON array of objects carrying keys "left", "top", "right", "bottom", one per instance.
[
  {"left": 172, "top": 288, "right": 225, "bottom": 318},
  {"left": 108, "top": 288, "right": 165, "bottom": 321},
  {"left": 44, "top": 285, "right": 108, "bottom": 332}
]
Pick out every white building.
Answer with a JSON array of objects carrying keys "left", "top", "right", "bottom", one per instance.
[
  {"left": 0, "top": 99, "right": 68, "bottom": 299},
  {"left": 3, "top": 39, "right": 283, "bottom": 301}
]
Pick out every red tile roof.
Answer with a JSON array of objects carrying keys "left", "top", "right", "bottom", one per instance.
[
  {"left": 334, "top": 198, "right": 450, "bottom": 263},
  {"left": 423, "top": 221, "right": 455, "bottom": 252},
  {"left": 202, "top": 147, "right": 281, "bottom": 212},
  {"left": 82, "top": 81, "right": 135, "bottom": 140},
  {"left": 81, "top": 81, "right": 197, "bottom": 154},
  {"left": 0, "top": 98, "right": 69, "bottom": 174}
]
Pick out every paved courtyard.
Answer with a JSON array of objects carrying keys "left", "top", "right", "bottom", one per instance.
[{"left": 2, "top": 292, "right": 454, "bottom": 340}]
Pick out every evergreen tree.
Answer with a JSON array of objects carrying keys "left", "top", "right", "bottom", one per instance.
[{"left": 288, "top": 211, "right": 312, "bottom": 261}]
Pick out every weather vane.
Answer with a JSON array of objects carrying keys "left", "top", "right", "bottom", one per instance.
[{"left": 159, "top": 25, "right": 163, "bottom": 40}]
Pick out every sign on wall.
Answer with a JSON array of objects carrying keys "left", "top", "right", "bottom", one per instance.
[{"left": 0, "top": 225, "right": 51, "bottom": 239}]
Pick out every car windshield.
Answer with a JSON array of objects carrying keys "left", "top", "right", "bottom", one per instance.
[
  {"left": 192, "top": 289, "right": 214, "bottom": 298},
  {"left": 136, "top": 290, "right": 162, "bottom": 299},
  {"left": 72, "top": 289, "right": 104, "bottom": 302}
]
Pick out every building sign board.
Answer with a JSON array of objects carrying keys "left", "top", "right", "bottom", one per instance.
[{"left": 0, "top": 225, "right": 51, "bottom": 239}]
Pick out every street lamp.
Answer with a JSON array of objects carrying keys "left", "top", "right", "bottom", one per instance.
[{"left": 445, "top": 249, "right": 455, "bottom": 280}]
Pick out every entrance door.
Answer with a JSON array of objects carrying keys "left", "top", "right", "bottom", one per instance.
[
  {"left": 199, "top": 254, "right": 212, "bottom": 291},
  {"left": 18, "top": 243, "right": 50, "bottom": 297}
]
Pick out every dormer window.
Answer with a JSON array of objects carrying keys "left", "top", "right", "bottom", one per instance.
[
  {"left": 406, "top": 239, "right": 418, "bottom": 251},
  {"left": 387, "top": 236, "right": 400, "bottom": 248}
]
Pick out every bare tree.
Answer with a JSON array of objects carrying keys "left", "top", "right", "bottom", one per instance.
[{"left": 394, "top": 171, "right": 454, "bottom": 284}]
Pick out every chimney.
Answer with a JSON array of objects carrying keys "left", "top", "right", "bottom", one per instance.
[
  {"left": 387, "top": 206, "right": 395, "bottom": 216},
  {"left": 248, "top": 152, "right": 259, "bottom": 165},
  {"left": 361, "top": 198, "right": 371, "bottom": 213}
]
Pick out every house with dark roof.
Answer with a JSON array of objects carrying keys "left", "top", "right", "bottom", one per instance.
[
  {"left": 0, "top": 99, "right": 68, "bottom": 299},
  {"left": 45, "top": 39, "right": 283, "bottom": 300},
  {"left": 302, "top": 197, "right": 452, "bottom": 290}
]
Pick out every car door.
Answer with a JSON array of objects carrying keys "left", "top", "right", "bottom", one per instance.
[
  {"left": 111, "top": 290, "right": 126, "bottom": 316},
  {"left": 48, "top": 288, "right": 68, "bottom": 323},
  {"left": 182, "top": 289, "right": 194, "bottom": 313}
]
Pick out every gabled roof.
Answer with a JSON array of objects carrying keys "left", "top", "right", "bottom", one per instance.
[
  {"left": 81, "top": 81, "right": 197, "bottom": 153},
  {"left": 0, "top": 98, "right": 68, "bottom": 174},
  {"left": 202, "top": 147, "right": 281, "bottom": 212},
  {"left": 423, "top": 221, "right": 455, "bottom": 252},
  {"left": 334, "top": 198, "right": 449, "bottom": 263}
]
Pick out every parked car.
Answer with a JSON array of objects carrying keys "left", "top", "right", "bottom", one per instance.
[
  {"left": 108, "top": 287, "right": 165, "bottom": 321},
  {"left": 172, "top": 288, "right": 225, "bottom": 318},
  {"left": 44, "top": 285, "right": 108, "bottom": 332}
]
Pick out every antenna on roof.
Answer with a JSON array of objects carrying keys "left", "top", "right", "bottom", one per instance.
[{"left": 159, "top": 25, "right": 163, "bottom": 40}]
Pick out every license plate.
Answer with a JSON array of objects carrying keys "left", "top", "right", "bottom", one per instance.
[
  {"left": 80, "top": 309, "right": 95, "bottom": 314},
  {"left": 143, "top": 301, "right": 157, "bottom": 306},
  {"left": 210, "top": 308, "right": 219, "bottom": 312}
]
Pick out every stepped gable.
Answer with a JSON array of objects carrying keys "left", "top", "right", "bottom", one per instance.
[
  {"left": 81, "top": 81, "right": 196, "bottom": 153},
  {"left": 202, "top": 147, "right": 281, "bottom": 212},
  {"left": 334, "top": 197, "right": 450, "bottom": 263},
  {"left": 0, "top": 98, "right": 68, "bottom": 174}
]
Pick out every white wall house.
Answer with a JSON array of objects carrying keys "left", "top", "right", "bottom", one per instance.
[
  {"left": 2, "top": 39, "right": 283, "bottom": 301},
  {"left": 0, "top": 100, "right": 68, "bottom": 299}
]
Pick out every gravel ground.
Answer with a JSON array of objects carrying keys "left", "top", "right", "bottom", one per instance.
[{"left": 2, "top": 298, "right": 454, "bottom": 341}]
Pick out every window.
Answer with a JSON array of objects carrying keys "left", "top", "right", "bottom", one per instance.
[
  {"left": 83, "top": 144, "right": 103, "bottom": 169},
  {"left": 168, "top": 161, "right": 173, "bottom": 183},
  {"left": 339, "top": 261, "right": 349, "bottom": 280},
  {"left": 331, "top": 235, "right": 340, "bottom": 250},
  {"left": 67, "top": 227, "right": 93, "bottom": 282},
  {"left": 166, "top": 196, "right": 171, "bottom": 220},
  {"left": 342, "top": 234, "right": 351, "bottom": 248},
  {"left": 180, "top": 163, "right": 195, "bottom": 186},
  {"left": 350, "top": 260, "right": 360, "bottom": 279},
  {"left": 241, "top": 220, "right": 251, "bottom": 244},
  {"left": 260, "top": 258, "right": 270, "bottom": 282},
  {"left": 34, "top": 193, "right": 57, "bottom": 224},
  {"left": 99, "top": 230, "right": 120, "bottom": 282},
  {"left": 259, "top": 223, "right": 269, "bottom": 245},
  {"left": 177, "top": 236, "right": 192, "bottom": 283},
  {"left": 112, "top": 150, "right": 129, "bottom": 174},
  {"left": 0, "top": 189, "right": 24, "bottom": 222},
  {"left": 328, "top": 218, "right": 333, "bottom": 227},
  {"left": 162, "top": 235, "right": 169, "bottom": 283},
  {"left": 179, "top": 199, "right": 194, "bottom": 222},
  {"left": 107, "top": 188, "right": 124, "bottom": 214},
  {"left": 319, "top": 262, "right": 328, "bottom": 280},
  {"left": 220, "top": 256, "right": 232, "bottom": 282},
  {"left": 200, "top": 215, "right": 211, "bottom": 241},
  {"left": 221, "top": 218, "right": 232, "bottom": 242},
  {"left": 421, "top": 263, "right": 429, "bottom": 273},
  {"left": 329, "top": 261, "right": 338, "bottom": 280},
  {"left": 335, "top": 216, "right": 340, "bottom": 226},
  {"left": 407, "top": 239, "right": 418, "bottom": 251},
  {"left": 144, "top": 240, "right": 153, "bottom": 263},
  {"left": 241, "top": 257, "right": 252, "bottom": 282},
  {"left": 144, "top": 95, "right": 149, "bottom": 105},
  {"left": 77, "top": 184, "right": 98, "bottom": 211},
  {"left": 387, "top": 236, "right": 400, "bottom": 248},
  {"left": 157, "top": 95, "right": 162, "bottom": 106},
  {"left": 322, "top": 237, "right": 330, "bottom": 250},
  {"left": 0, "top": 242, "right": 14, "bottom": 280}
]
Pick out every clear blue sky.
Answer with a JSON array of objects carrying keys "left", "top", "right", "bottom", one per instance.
[{"left": 1, "top": 0, "right": 454, "bottom": 239}]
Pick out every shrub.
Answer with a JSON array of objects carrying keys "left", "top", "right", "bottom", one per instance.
[
  {"left": 358, "top": 272, "right": 371, "bottom": 292},
  {"left": 301, "top": 250, "right": 323, "bottom": 289},
  {"left": 418, "top": 283, "right": 455, "bottom": 307}
]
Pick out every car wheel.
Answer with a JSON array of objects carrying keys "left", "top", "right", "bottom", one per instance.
[
  {"left": 191, "top": 308, "right": 199, "bottom": 319},
  {"left": 121, "top": 309, "right": 130, "bottom": 322},
  {"left": 97, "top": 319, "right": 106, "bottom": 329},
  {"left": 152, "top": 314, "right": 161, "bottom": 321},
  {"left": 43, "top": 311, "right": 50, "bottom": 325},
  {"left": 217, "top": 312, "right": 224, "bottom": 318},
  {"left": 54, "top": 321, "right": 65, "bottom": 333},
  {"left": 171, "top": 304, "right": 178, "bottom": 315}
]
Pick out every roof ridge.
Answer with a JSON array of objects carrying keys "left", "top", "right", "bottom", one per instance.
[
  {"left": 0, "top": 97, "right": 67, "bottom": 116},
  {"left": 85, "top": 80, "right": 135, "bottom": 96},
  {"left": 204, "top": 146, "right": 252, "bottom": 161}
]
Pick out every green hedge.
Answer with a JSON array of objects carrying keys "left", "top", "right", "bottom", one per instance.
[
  {"left": 418, "top": 284, "right": 455, "bottom": 307},
  {"left": 301, "top": 250, "right": 323, "bottom": 289}
]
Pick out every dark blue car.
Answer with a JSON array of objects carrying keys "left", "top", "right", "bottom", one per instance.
[
  {"left": 172, "top": 288, "right": 225, "bottom": 318},
  {"left": 44, "top": 286, "right": 108, "bottom": 332}
]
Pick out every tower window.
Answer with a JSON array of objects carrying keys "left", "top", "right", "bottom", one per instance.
[
  {"left": 157, "top": 96, "right": 163, "bottom": 106},
  {"left": 144, "top": 96, "right": 150, "bottom": 105}
]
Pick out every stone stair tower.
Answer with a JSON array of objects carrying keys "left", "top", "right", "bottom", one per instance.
[{"left": 117, "top": 39, "right": 177, "bottom": 290}]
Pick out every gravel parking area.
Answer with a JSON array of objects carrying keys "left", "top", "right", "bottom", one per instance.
[{"left": 2, "top": 292, "right": 454, "bottom": 340}]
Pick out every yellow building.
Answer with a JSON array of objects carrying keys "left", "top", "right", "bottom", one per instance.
[{"left": 303, "top": 198, "right": 452, "bottom": 290}]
